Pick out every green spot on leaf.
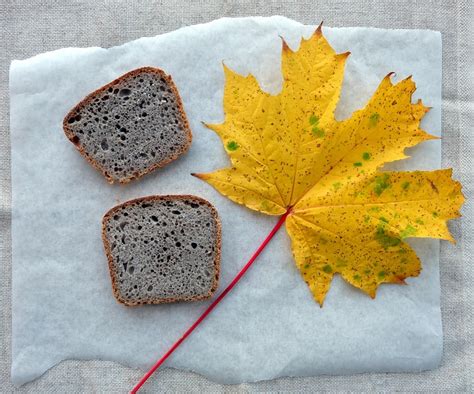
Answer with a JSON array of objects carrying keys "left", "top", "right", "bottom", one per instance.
[
  {"left": 362, "top": 152, "right": 371, "bottom": 161},
  {"left": 320, "top": 237, "right": 328, "bottom": 245},
  {"left": 312, "top": 127, "right": 325, "bottom": 138},
  {"left": 432, "top": 211, "right": 439, "bottom": 217},
  {"left": 364, "top": 215, "right": 370, "bottom": 223},
  {"left": 322, "top": 264, "right": 333, "bottom": 274},
  {"left": 369, "top": 112, "right": 380, "bottom": 127},
  {"left": 375, "top": 225, "right": 401, "bottom": 249},
  {"left": 332, "top": 182, "right": 342, "bottom": 191},
  {"left": 378, "top": 271, "right": 386, "bottom": 279},
  {"left": 364, "top": 269, "right": 371, "bottom": 275},
  {"left": 379, "top": 217, "right": 389, "bottom": 223},
  {"left": 353, "top": 274, "right": 361, "bottom": 281},
  {"left": 374, "top": 173, "right": 390, "bottom": 196},
  {"left": 415, "top": 218, "right": 424, "bottom": 225},
  {"left": 353, "top": 162, "right": 363, "bottom": 167},
  {"left": 309, "top": 114, "right": 319, "bottom": 125},
  {"left": 400, "top": 224, "right": 417, "bottom": 239},
  {"left": 259, "top": 200, "right": 271, "bottom": 211},
  {"left": 226, "top": 141, "right": 239, "bottom": 151},
  {"left": 369, "top": 206, "right": 381, "bottom": 213},
  {"left": 304, "top": 264, "right": 310, "bottom": 269},
  {"left": 402, "top": 181, "right": 410, "bottom": 191}
]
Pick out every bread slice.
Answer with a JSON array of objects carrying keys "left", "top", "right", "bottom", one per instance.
[
  {"left": 63, "top": 67, "right": 192, "bottom": 184},
  {"left": 102, "top": 195, "right": 221, "bottom": 306}
]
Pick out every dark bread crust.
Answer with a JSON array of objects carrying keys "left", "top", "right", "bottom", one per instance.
[
  {"left": 102, "top": 195, "right": 221, "bottom": 306},
  {"left": 63, "top": 67, "right": 192, "bottom": 184}
]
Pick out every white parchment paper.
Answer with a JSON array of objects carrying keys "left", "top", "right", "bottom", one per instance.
[{"left": 10, "top": 16, "right": 442, "bottom": 386}]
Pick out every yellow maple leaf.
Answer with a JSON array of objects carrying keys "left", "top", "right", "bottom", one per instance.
[{"left": 194, "top": 25, "right": 464, "bottom": 305}]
